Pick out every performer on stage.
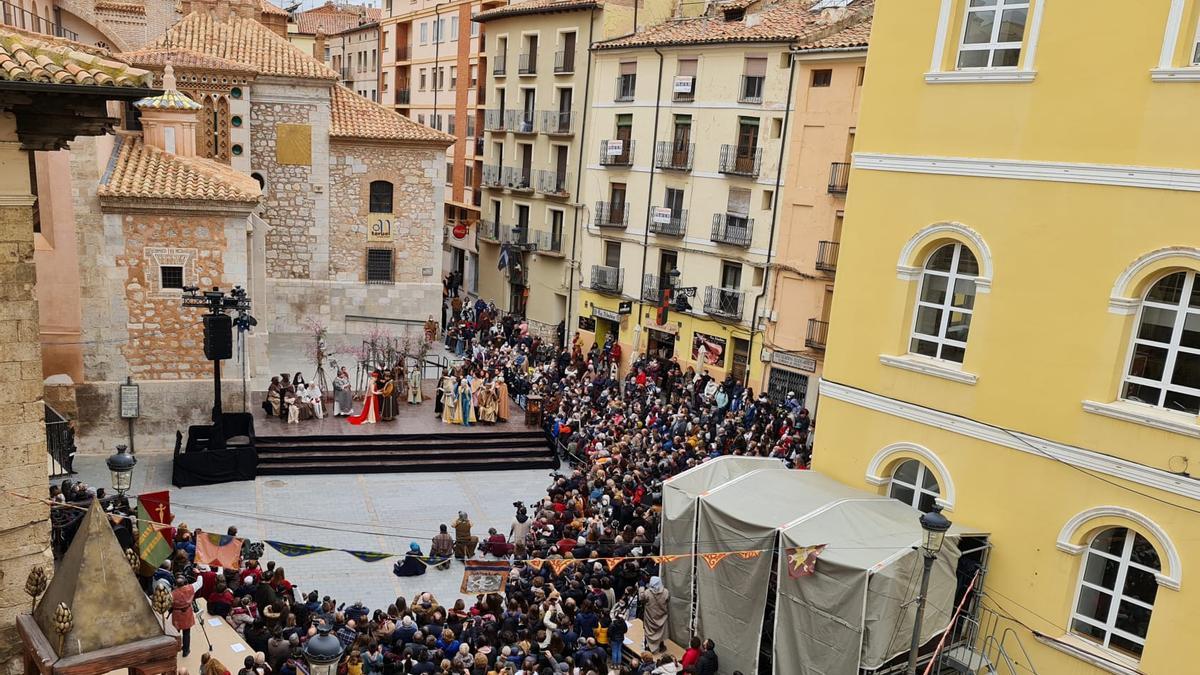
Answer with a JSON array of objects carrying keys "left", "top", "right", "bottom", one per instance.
[
  {"left": 478, "top": 377, "right": 497, "bottom": 424},
  {"left": 459, "top": 371, "right": 477, "bottom": 426},
  {"left": 379, "top": 371, "right": 396, "bottom": 422},
  {"left": 441, "top": 373, "right": 460, "bottom": 424},
  {"left": 332, "top": 367, "right": 352, "bottom": 417},
  {"left": 434, "top": 368, "right": 448, "bottom": 417},
  {"left": 407, "top": 363, "right": 423, "bottom": 404},
  {"left": 348, "top": 370, "right": 381, "bottom": 425},
  {"left": 496, "top": 374, "right": 510, "bottom": 423}
]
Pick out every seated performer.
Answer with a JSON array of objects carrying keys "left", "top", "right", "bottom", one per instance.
[
  {"left": 452, "top": 511, "right": 477, "bottom": 560},
  {"left": 428, "top": 524, "right": 454, "bottom": 570},
  {"left": 392, "top": 542, "right": 427, "bottom": 577},
  {"left": 477, "top": 378, "right": 497, "bottom": 424},
  {"left": 265, "top": 377, "right": 281, "bottom": 417},
  {"left": 303, "top": 381, "right": 324, "bottom": 419},
  {"left": 479, "top": 528, "right": 512, "bottom": 558}
]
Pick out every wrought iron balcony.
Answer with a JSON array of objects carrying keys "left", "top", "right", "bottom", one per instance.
[
  {"left": 534, "top": 230, "right": 563, "bottom": 254},
  {"left": 828, "top": 161, "right": 850, "bottom": 194},
  {"left": 505, "top": 109, "right": 536, "bottom": 134},
  {"left": 540, "top": 110, "right": 574, "bottom": 135},
  {"left": 704, "top": 286, "right": 745, "bottom": 321},
  {"left": 484, "top": 109, "right": 506, "bottom": 132},
  {"left": 492, "top": 54, "right": 507, "bottom": 76},
  {"left": 816, "top": 240, "right": 839, "bottom": 273},
  {"left": 615, "top": 75, "right": 636, "bottom": 102},
  {"left": 654, "top": 141, "right": 693, "bottom": 171},
  {"left": 673, "top": 79, "right": 695, "bottom": 103},
  {"left": 739, "top": 75, "right": 765, "bottom": 104},
  {"left": 595, "top": 201, "right": 630, "bottom": 228},
  {"left": 649, "top": 208, "right": 687, "bottom": 237},
  {"left": 554, "top": 50, "right": 575, "bottom": 74},
  {"left": 599, "top": 139, "right": 635, "bottom": 166},
  {"left": 501, "top": 166, "right": 533, "bottom": 191},
  {"left": 502, "top": 226, "right": 535, "bottom": 249},
  {"left": 518, "top": 52, "right": 537, "bottom": 75},
  {"left": 535, "top": 170, "right": 570, "bottom": 197},
  {"left": 591, "top": 265, "right": 623, "bottom": 294},
  {"left": 710, "top": 213, "right": 753, "bottom": 247},
  {"left": 478, "top": 219, "right": 500, "bottom": 241},
  {"left": 396, "top": 89, "right": 410, "bottom": 105},
  {"left": 719, "top": 144, "right": 762, "bottom": 177},
  {"left": 806, "top": 318, "right": 829, "bottom": 350},
  {"left": 642, "top": 274, "right": 661, "bottom": 302},
  {"left": 474, "top": 136, "right": 485, "bottom": 155},
  {"left": 481, "top": 164, "right": 503, "bottom": 188}
]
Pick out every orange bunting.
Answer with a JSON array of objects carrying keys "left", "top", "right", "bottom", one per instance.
[
  {"left": 653, "top": 554, "right": 683, "bottom": 566},
  {"left": 527, "top": 559, "right": 544, "bottom": 571},
  {"left": 700, "top": 552, "right": 731, "bottom": 571},
  {"left": 736, "top": 550, "right": 763, "bottom": 560},
  {"left": 548, "top": 558, "right": 575, "bottom": 576},
  {"left": 605, "top": 557, "right": 624, "bottom": 571}
]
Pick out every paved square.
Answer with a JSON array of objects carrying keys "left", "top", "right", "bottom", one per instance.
[{"left": 68, "top": 453, "right": 555, "bottom": 611}]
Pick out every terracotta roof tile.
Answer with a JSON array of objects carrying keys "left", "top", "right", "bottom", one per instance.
[
  {"left": 0, "top": 27, "right": 153, "bottom": 87},
  {"left": 330, "top": 85, "right": 454, "bottom": 144},
  {"left": 95, "top": 1, "right": 147, "bottom": 14},
  {"left": 259, "top": 0, "right": 290, "bottom": 16},
  {"left": 595, "top": 0, "right": 872, "bottom": 50},
  {"left": 119, "top": 47, "right": 259, "bottom": 75},
  {"left": 99, "top": 135, "right": 261, "bottom": 203},
  {"left": 152, "top": 11, "right": 338, "bottom": 80},
  {"left": 800, "top": 16, "right": 870, "bottom": 50},
  {"left": 474, "top": 0, "right": 601, "bottom": 23},
  {"left": 294, "top": 2, "right": 378, "bottom": 34}
]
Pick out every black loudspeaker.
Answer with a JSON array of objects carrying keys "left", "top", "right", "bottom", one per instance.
[{"left": 202, "top": 313, "right": 233, "bottom": 361}]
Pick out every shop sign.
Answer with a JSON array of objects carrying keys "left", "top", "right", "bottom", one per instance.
[
  {"left": 578, "top": 316, "right": 596, "bottom": 332},
  {"left": 592, "top": 307, "right": 622, "bottom": 322},
  {"left": 692, "top": 332, "right": 727, "bottom": 367},
  {"left": 772, "top": 350, "right": 817, "bottom": 373},
  {"left": 368, "top": 214, "right": 394, "bottom": 242},
  {"left": 617, "top": 301, "right": 633, "bottom": 315}
]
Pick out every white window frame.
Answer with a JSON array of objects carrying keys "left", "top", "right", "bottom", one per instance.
[
  {"left": 956, "top": 0, "right": 1030, "bottom": 70},
  {"left": 908, "top": 243, "right": 977, "bottom": 364},
  {"left": 926, "top": 0, "right": 1042, "bottom": 83},
  {"left": 1070, "top": 528, "right": 1160, "bottom": 660},
  {"left": 419, "top": 21, "right": 428, "bottom": 45},
  {"left": 887, "top": 459, "right": 941, "bottom": 513},
  {"left": 1120, "top": 270, "right": 1200, "bottom": 415}
]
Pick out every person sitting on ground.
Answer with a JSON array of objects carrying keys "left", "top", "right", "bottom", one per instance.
[
  {"left": 393, "top": 542, "right": 427, "bottom": 577},
  {"left": 480, "top": 528, "right": 512, "bottom": 558},
  {"left": 429, "top": 524, "right": 454, "bottom": 570}
]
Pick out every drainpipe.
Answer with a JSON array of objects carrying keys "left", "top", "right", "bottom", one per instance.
[
  {"left": 635, "top": 47, "right": 665, "bottom": 351},
  {"left": 566, "top": 7, "right": 596, "bottom": 344},
  {"left": 744, "top": 43, "right": 799, "bottom": 388}
]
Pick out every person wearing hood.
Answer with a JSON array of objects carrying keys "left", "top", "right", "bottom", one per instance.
[
  {"left": 639, "top": 576, "right": 671, "bottom": 654},
  {"left": 393, "top": 542, "right": 427, "bottom": 577},
  {"left": 510, "top": 506, "right": 532, "bottom": 560}
]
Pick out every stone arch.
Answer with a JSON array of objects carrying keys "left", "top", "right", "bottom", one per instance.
[
  {"left": 1056, "top": 506, "right": 1182, "bottom": 590},
  {"left": 1108, "top": 246, "right": 1200, "bottom": 314},
  {"left": 864, "top": 442, "right": 956, "bottom": 511},
  {"left": 55, "top": 2, "right": 134, "bottom": 53},
  {"left": 896, "top": 221, "right": 994, "bottom": 293}
]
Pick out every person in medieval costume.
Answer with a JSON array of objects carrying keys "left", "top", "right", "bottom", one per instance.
[
  {"left": 639, "top": 576, "right": 670, "bottom": 654},
  {"left": 171, "top": 575, "right": 204, "bottom": 657},
  {"left": 265, "top": 377, "right": 281, "bottom": 417},
  {"left": 496, "top": 374, "right": 510, "bottom": 422},
  {"left": 459, "top": 372, "right": 477, "bottom": 426},
  {"left": 434, "top": 369, "right": 448, "bottom": 417},
  {"left": 407, "top": 363, "right": 423, "bottom": 404},
  {"left": 332, "top": 367, "right": 352, "bottom": 417},
  {"left": 379, "top": 371, "right": 396, "bottom": 421},
  {"left": 348, "top": 371, "right": 381, "bottom": 425},
  {"left": 442, "top": 374, "right": 461, "bottom": 424},
  {"left": 393, "top": 362, "right": 408, "bottom": 404},
  {"left": 452, "top": 511, "right": 477, "bottom": 560},
  {"left": 477, "top": 379, "right": 497, "bottom": 424},
  {"left": 304, "top": 381, "right": 324, "bottom": 419}
]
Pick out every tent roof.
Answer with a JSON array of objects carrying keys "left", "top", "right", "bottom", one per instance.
[
  {"left": 699, "top": 469, "right": 868, "bottom": 533},
  {"left": 663, "top": 455, "right": 784, "bottom": 499}
]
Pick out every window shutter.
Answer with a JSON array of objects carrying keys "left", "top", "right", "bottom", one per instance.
[
  {"left": 677, "top": 58, "right": 697, "bottom": 76},
  {"left": 620, "top": 61, "right": 637, "bottom": 75},
  {"left": 744, "top": 56, "right": 767, "bottom": 77}
]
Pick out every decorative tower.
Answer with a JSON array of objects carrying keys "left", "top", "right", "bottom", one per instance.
[{"left": 133, "top": 64, "right": 203, "bottom": 157}]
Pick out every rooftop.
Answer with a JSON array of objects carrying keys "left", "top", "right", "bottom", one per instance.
[
  {"left": 94, "top": 0, "right": 147, "bottom": 14},
  {"left": 473, "top": 0, "right": 602, "bottom": 23},
  {"left": 294, "top": 1, "right": 381, "bottom": 35},
  {"left": 151, "top": 10, "right": 338, "bottom": 80},
  {"left": 595, "top": 0, "right": 872, "bottom": 50},
  {"left": 329, "top": 85, "right": 455, "bottom": 144},
  {"left": 259, "top": 0, "right": 290, "bottom": 16},
  {"left": 119, "top": 46, "right": 260, "bottom": 76},
  {"left": 99, "top": 135, "right": 262, "bottom": 203},
  {"left": 0, "top": 27, "right": 153, "bottom": 88}
]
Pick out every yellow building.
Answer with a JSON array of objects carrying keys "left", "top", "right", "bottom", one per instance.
[
  {"left": 819, "top": 1, "right": 1200, "bottom": 674},
  {"left": 577, "top": 0, "right": 872, "bottom": 384}
]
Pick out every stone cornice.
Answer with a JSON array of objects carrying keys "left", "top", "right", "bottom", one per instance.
[{"left": 99, "top": 197, "right": 259, "bottom": 216}]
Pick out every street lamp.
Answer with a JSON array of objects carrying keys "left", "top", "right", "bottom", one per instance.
[
  {"left": 105, "top": 444, "right": 137, "bottom": 496},
  {"left": 303, "top": 625, "right": 344, "bottom": 675},
  {"left": 906, "top": 505, "right": 952, "bottom": 675}
]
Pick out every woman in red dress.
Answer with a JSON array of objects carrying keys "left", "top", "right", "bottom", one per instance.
[{"left": 348, "top": 371, "right": 381, "bottom": 425}]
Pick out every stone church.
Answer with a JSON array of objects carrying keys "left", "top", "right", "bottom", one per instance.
[{"left": 34, "top": 0, "right": 453, "bottom": 449}]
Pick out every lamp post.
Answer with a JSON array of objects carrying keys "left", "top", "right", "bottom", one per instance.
[
  {"left": 906, "top": 505, "right": 952, "bottom": 675},
  {"left": 303, "top": 625, "right": 344, "bottom": 675},
  {"left": 105, "top": 444, "right": 137, "bottom": 497}
]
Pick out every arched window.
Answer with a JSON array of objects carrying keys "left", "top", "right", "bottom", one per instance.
[
  {"left": 910, "top": 243, "right": 978, "bottom": 363},
  {"left": 1071, "top": 527, "right": 1160, "bottom": 659},
  {"left": 887, "top": 459, "right": 940, "bottom": 513},
  {"left": 1122, "top": 270, "right": 1200, "bottom": 415},
  {"left": 369, "top": 180, "right": 394, "bottom": 213}
]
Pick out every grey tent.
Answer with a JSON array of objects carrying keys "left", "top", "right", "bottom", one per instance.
[
  {"left": 663, "top": 467, "right": 978, "bottom": 675},
  {"left": 661, "top": 456, "right": 785, "bottom": 645}
]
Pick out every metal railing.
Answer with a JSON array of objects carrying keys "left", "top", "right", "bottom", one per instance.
[
  {"left": 704, "top": 286, "right": 745, "bottom": 320},
  {"left": 502, "top": 226, "right": 534, "bottom": 248},
  {"left": 654, "top": 140, "right": 694, "bottom": 171},
  {"left": 599, "top": 139, "right": 634, "bottom": 166},
  {"left": 395, "top": 47, "right": 410, "bottom": 61},
  {"left": 649, "top": 208, "right": 687, "bottom": 237},
  {"left": 673, "top": 81, "right": 695, "bottom": 103},
  {"left": 739, "top": 75, "right": 765, "bottom": 104},
  {"left": 828, "top": 161, "right": 850, "bottom": 194},
  {"left": 615, "top": 75, "right": 636, "bottom": 101},
  {"left": 642, "top": 274, "right": 661, "bottom": 302},
  {"left": 1, "top": 1, "right": 77, "bottom": 40},
  {"left": 710, "top": 213, "right": 753, "bottom": 247},
  {"left": 535, "top": 169, "right": 570, "bottom": 197},
  {"left": 505, "top": 109, "right": 536, "bottom": 134},
  {"left": 484, "top": 108, "right": 506, "bottom": 131},
  {"left": 591, "top": 265, "right": 623, "bottom": 294},
  {"left": 396, "top": 89, "right": 411, "bottom": 105},
  {"left": 719, "top": 144, "right": 763, "bottom": 177},
  {"left": 595, "top": 201, "right": 630, "bottom": 228},
  {"left": 554, "top": 50, "right": 575, "bottom": 73},
  {"left": 45, "top": 404, "right": 75, "bottom": 479},
  {"left": 806, "top": 318, "right": 829, "bottom": 349},
  {"left": 540, "top": 110, "right": 574, "bottom": 135},
  {"left": 492, "top": 54, "right": 507, "bottom": 76},
  {"left": 533, "top": 230, "right": 563, "bottom": 254},
  {"left": 518, "top": 52, "right": 536, "bottom": 75},
  {"left": 816, "top": 240, "right": 839, "bottom": 273},
  {"left": 481, "top": 164, "right": 503, "bottom": 187},
  {"left": 478, "top": 219, "right": 500, "bottom": 241},
  {"left": 501, "top": 165, "right": 532, "bottom": 191}
]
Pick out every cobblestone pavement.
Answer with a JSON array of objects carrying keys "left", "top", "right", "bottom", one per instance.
[{"left": 67, "top": 453, "right": 556, "bottom": 610}]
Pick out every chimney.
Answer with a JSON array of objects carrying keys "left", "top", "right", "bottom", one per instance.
[
  {"left": 314, "top": 30, "right": 327, "bottom": 61},
  {"left": 133, "top": 64, "right": 203, "bottom": 158}
]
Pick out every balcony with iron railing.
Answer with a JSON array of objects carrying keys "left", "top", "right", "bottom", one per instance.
[
  {"left": 474, "top": 136, "right": 485, "bottom": 155},
  {"left": 502, "top": 226, "right": 535, "bottom": 249},
  {"left": 828, "top": 161, "right": 850, "bottom": 194},
  {"left": 614, "top": 75, "right": 636, "bottom": 102},
  {"left": 710, "top": 213, "right": 753, "bottom": 247},
  {"left": 673, "top": 79, "right": 695, "bottom": 103},
  {"left": 505, "top": 109, "right": 536, "bottom": 134},
  {"left": 595, "top": 201, "right": 630, "bottom": 229},
  {"left": 649, "top": 208, "right": 687, "bottom": 237},
  {"left": 719, "top": 144, "right": 763, "bottom": 177},
  {"left": 642, "top": 274, "right": 661, "bottom": 302},
  {"left": 554, "top": 50, "right": 575, "bottom": 74},
  {"left": 540, "top": 110, "right": 574, "bottom": 135},
  {"left": 1, "top": 1, "right": 78, "bottom": 40},
  {"left": 396, "top": 89, "right": 411, "bottom": 105},
  {"left": 806, "top": 318, "right": 829, "bottom": 350},
  {"left": 654, "top": 141, "right": 693, "bottom": 171},
  {"left": 739, "top": 75, "right": 765, "bottom": 104},
  {"left": 493, "top": 54, "right": 507, "bottom": 76},
  {"left": 816, "top": 240, "right": 839, "bottom": 273},
  {"left": 591, "top": 265, "right": 623, "bottom": 294},
  {"left": 484, "top": 108, "right": 506, "bottom": 132},
  {"left": 534, "top": 230, "right": 563, "bottom": 254},
  {"left": 501, "top": 165, "right": 533, "bottom": 191},
  {"left": 478, "top": 219, "right": 500, "bottom": 242},
  {"left": 535, "top": 169, "right": 570, "bottom": 197},
  {"left": 704, "top": 286, "right": 745, "bottom": 321},
  {"left": 518, "top": 52, "right": 536, "bottom": 75},
  {"left": 599, "top": 139, "right": 634, "bottom": 166},
  {"left": 481, "top": 164, "right": 503, "bottom": 188}
]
